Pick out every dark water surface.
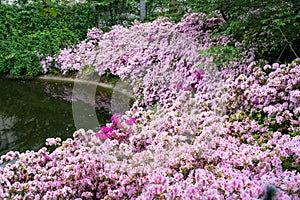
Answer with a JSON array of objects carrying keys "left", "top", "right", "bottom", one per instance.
[{"left": 0, "top": 78, "right": 112, "bottom": 156}]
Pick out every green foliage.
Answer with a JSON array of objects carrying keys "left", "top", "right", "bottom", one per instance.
[
  {"left": 0, "top": 2, "right": 96, "bottom": 76},
  {"left": 281, "top": 156, "right": 300, "bottom": 173},
  {"left": 89, "top": 0, "right": 188, "bottom": 26},
  {"left": 143, "top": 0, "right": 187, "bottom": 22},
  {"left": 232, "top": 2, "right": 300, "bottom": 63},
  {"left": 186, "top": 0, "right": 300, "bottom": 63},
  {"left": 90, "top": 0, "right": 140, "bottom": 28}
]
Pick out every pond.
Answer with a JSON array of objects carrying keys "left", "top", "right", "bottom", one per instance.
[{"left": 0, "top": 78, "right": 113, "bottom": 156}]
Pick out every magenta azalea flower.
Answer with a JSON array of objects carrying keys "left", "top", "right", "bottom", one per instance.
[{"left": 125, "top": 117, "right": 136, "bottom": 125}]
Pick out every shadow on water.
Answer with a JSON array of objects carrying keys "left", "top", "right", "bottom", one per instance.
[{"left": 0, "top": 78, "right": 113, "bottom": 156}]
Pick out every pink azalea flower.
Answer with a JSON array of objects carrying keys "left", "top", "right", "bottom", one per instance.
[
  {"left": 95, "top": 132, "right": 108, "bottom": 139},
  {"left": 125, "top": 117, "right": 136, "bottom": 125}
]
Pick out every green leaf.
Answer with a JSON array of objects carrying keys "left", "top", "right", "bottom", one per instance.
[
  {"left": 48, "top": 9, "right": 59, "bottom": 17},
  {"left": 5, "top": 53, "right": 16, "bottom": 59},
  {"left": 93, "top": 2, "right": 111, "bottom": 7},
  {"left": 44, "top": 0, "right": 55, "bottom": 6}
]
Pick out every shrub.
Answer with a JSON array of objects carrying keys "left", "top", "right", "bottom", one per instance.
[
  {"left": 186, "top": 0, "right": 300, "bottom": 63},
  {"left": 0, "top": 2, "right": 96, "bottom": 76}
]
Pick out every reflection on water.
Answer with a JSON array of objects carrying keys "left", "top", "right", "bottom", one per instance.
[
  {"left": 0, "top": 116, "right": 18, "bottom": 154},
  {"left": 0, "top": 78, "right": 112, "bottom": 156}
]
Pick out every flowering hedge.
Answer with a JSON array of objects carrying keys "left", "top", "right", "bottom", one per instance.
[{"left": 1, "top": 13, "right": 300, "bottom": 199}]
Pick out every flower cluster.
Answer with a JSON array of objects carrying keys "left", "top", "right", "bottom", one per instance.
[
  {"left": 95, "top": 113, "right": 135, "bottom": 142},
  {"left": 1, "top": 12, "right": 299, "bottom": 199},
  {"left": 40, "top": 28, "right": 103, "bottom": 74},
  {"left": 41, "top": 13, "right": 240, "bottom": 107},
  {"left": 225, "top": 61, "right": 300, "bottom": 137},
  {"left": 86, "top": 27, "right": 103, "bottom": 41}
]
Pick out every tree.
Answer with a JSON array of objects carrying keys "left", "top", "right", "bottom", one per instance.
[{"left": 186, "top": 0, "right": 300, "bottom": 63}]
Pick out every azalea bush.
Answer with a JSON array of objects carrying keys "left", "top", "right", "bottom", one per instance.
[
  {"left": 1, "top": 12, "right": 300, "bottom": 199},
  {"left": 42, "top": 12, "right": 255, "bottom": 105}
]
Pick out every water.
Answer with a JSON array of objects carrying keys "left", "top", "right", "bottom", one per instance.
[{"left": 0, "top": 78, "right": 113, "bottom": 156}]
